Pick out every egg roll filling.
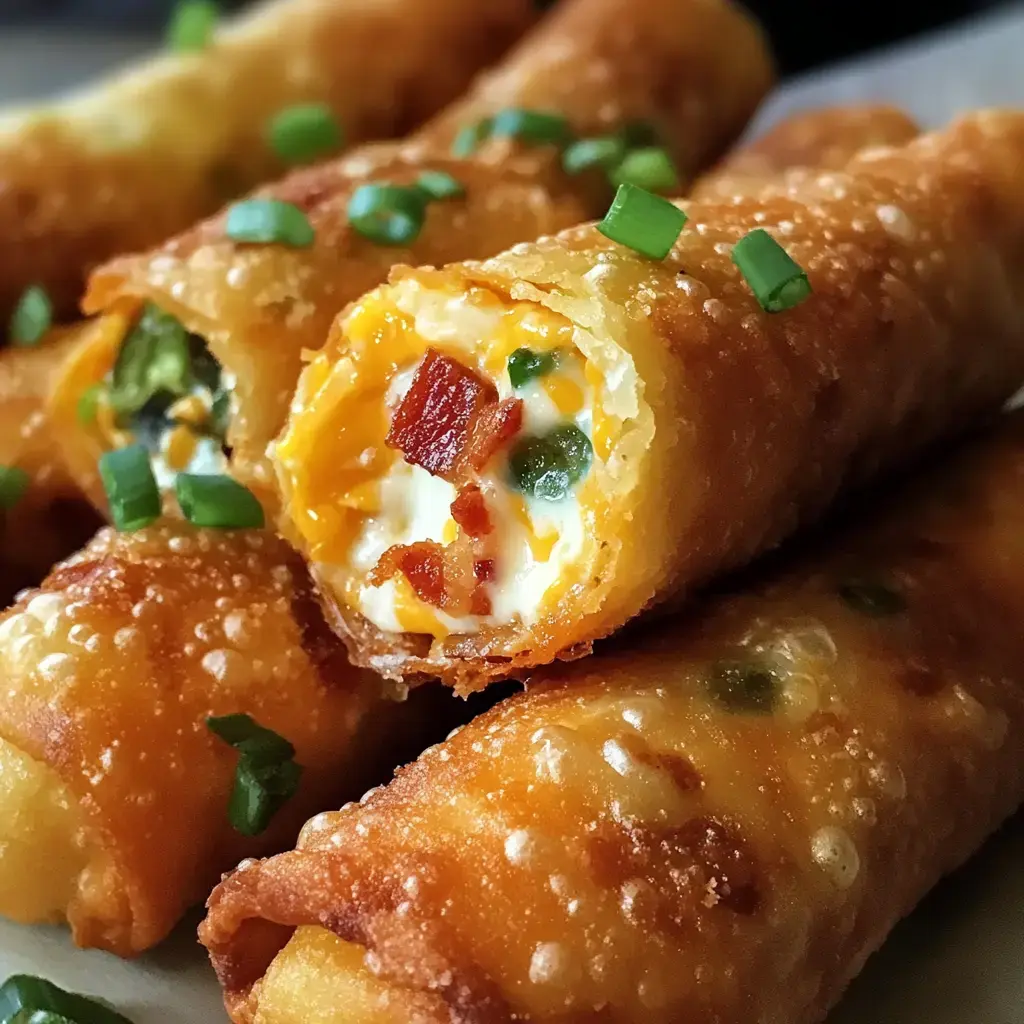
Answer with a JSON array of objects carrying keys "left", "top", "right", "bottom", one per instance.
[
  {"left": 279, "top": 278, "right": 641, "bottom": 639},
  {"left": 85, "top": 304, "right": 235, "bottom": 488}
]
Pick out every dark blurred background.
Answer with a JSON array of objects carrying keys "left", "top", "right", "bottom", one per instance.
[{"left": 0, "top": 0, "right": 1016, "bottom": 76}]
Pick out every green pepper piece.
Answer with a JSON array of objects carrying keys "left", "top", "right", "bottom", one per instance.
[
  {"left": 507, "top": 347, "right": 557, "bottom": 389},
  {"left": 509, "top": 423, "right": 593, "bottom": 501},
  {"left": 707, "top": 660, "right": 777, "bottom": 714},
  {"left": 109, "top": 305, "right": 192, "bottom": 418}
]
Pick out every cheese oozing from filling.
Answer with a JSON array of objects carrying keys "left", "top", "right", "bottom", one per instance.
[{"left": 350, "top": 284, "right": 595, "bottom": 637}]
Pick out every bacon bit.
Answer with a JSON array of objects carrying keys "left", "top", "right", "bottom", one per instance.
[
  {"left": 386, "top": 350, "right": 523, "bottom": 481},
  {"left": 456, "top": 397, "right": 523, "bottom": 475},
  {"left": 368, "top": 538, "right": 475, "bottom": 615},
  {"left": 451, "top": 484, "right": 493, "bottom": 538},
  {"left": 386, "top": 349, "right": 497, "bottom": 478},
  {"left": 474, "top": 558, "right": 495, "bottom": 582}
]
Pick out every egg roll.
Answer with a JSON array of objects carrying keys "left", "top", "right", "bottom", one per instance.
[
  {"left": 272, "top": 110, "right": 1024, "bottom": 691},
  {"left": 0, "top": 0, "right": 536, "bottom": 323},
  {"left": 691, "top": 103, "right": 920, "bottom": 201},
  {"left": 50, "top": 0, "right": 774, "bottom": 510},
  {"left": 0, "top": 331, "right": 102, "bottom": 603},
  {"left": 0, "top": 519, "right": 435, "bottom": 956},
  {"left": 202, "top": 410, "right": 1024, "bottom": 1024}
]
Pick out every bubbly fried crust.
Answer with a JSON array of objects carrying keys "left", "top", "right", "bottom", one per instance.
[
  {"left": 0, "top": 0, "right": 535, "bottom": 322},
  {"left": 691, "top": 104, "right": 920, "bottom": 200},
  {"left": 66, "top": 0, "right": 774, "bottom": 503},
  {"left": 0, "top": 331, "right": 102, "bottom": 602},
  {"left": 204, "top": 411, "right": 1024, "bottom": 1024},
  {"left": 288, "top": 110, "right": 1024, "bottom": 690},
  {"left": 0, "top": 521, "right": 400, "bottom": 955}
]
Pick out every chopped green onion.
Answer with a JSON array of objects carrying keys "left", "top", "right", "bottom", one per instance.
[
  {"left": 76, "top": 383, "right": 105, "bottom": 426},
  {"left": 109, "top": 305, "right": 191, "bottom": 417},
  {"left": 347, "top": 184, "right": 428, "bottom": 246},
  {"left": 98, "top": 445, "right": 161, "bottom": 532},
  {"left": 611, "top": 147, "right": 680, "bottom": 193},
  {"left": 507, "top": 347, "right": 557, "bottom": 389},
  {"left": 416, "top": 170, "right": 465, "bottom": 201},
  {"left": 268, "top": 103, "right": 343, "bottom": 165},
  {"left": 838, "top": 579, "right": 907, "bottom": 616},
  {"left": 9, "top": 285, "right": 52, "bottom": 346},
  {"left": 597, "top": 183, "right": 687, "bottom": 260},
  {"left": 0, "top": 975, "right": 133, "bottom": 1024},
  {"left": 490, "top": 108, "right": 571, "bottom": 147},
  {"left": 0, "top": 466, "right": 30, "bottom": 510},
  {"left": 707, "top": 660, "right": 777, "bottom": 714},
  {"left": 509, "top": 424, "right": 593, "bottom": 501},
  {"left": 207, "top": 714, "right": 302, "bottom": 836},
  {"left": 209, "top": 390, "right": 232, "bottom": 442},
  {"left": 731, "top": 228, "right": 812, "bottom": 312},
  {"left": 166, "top": 0, "right": 218, "bottom": 52},
  {"left": 175, "top": 474, "right": 264, "bottom": 529},
  {"left": 225, "top": 199, "right": 315, "bottom": 248},
  {"left": 207, "top": 713, "right": 295, "bottom": 765},
  {"left": 450, "top": 118, "right": 493, "bottom": 158},
  {"left": 562, "top": 136, "right": 627, "bottom": 176}
]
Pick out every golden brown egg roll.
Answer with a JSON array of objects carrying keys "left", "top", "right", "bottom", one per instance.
[
  {"left": 0, "top": 331, "right": 102, "bottom": 603},
  {"left": 49, "top": 0, "right": 774, "bottom": 511},
  {"left": 0, "top": 519, "right": 437, "bottom": 956},
  {"left": 272, "top": 110, "right": 1024, "bottom": 692},
  {"left": 202, "top": 410, "right": 1024, "bottom": 1024},
  {"left": 691, "top": 103, "right": 920, "bottom": 201},
  {"left": 0, "top": 0, "right": 536, "bottom": 323}
]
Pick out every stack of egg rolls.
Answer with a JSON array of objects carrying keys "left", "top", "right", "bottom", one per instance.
[
  {"left": 202, "top": 407, "right": 1024, "bottom": 1024},
  {"left": 0, "top": 520, "right": 441, "bottom": 956},
  {"left": 272, "top": 110, "right": 1024, "bottom": 691},
  {"left": 0, "top": 332, "right": 103, "bottom": 603},
  {"left": 50, "top": 0, "right": 774, "bottom": 508},
  {"left": 0, "top": 0, "right": 535, "bottom": 322},
  {"left": 0, "top": 0, "right": 775, "bottom": 955}
]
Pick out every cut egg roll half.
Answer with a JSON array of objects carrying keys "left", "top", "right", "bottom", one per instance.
[
  {"left": 275, "top": 110, "right": 1024, "bottom": 691},
  {"left": 0, "top": 0, "right": 535, "bottom": 321},
  {"left": 205, "top": 409, "right": 1024, "bottom": 1024},
  {"left": 50, "top": 0, "right": 774, "bottom": 510},
  {"left": 0, "top": 520, "right": 433, "bottom": 956}
]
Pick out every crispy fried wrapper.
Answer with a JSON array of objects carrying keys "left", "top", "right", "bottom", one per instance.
[
  {"left": 691, "top": 103, "right": 920, "bottom": 201},
  {"left": 274, "top": 111, "right": 1024, "bottom": 691},
  {"left": 52, "top": 0, "right": 773, "bottom": 508},
  {"left": 203, "top": 411, "right": 1024, "bottom": 1024},
  {"left": 0, "top": 520, "right": 440, "bottom": 956},
  {"left": 0, "top": 0, "right": 535, "bottom": 322},
  {"left": 0, "top": 331, "right": 102, "bottom": 603}
]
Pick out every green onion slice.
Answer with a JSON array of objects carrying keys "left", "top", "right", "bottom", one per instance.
[
  {"left": 207, "top": 714, "right": 302, "bottom": 836},
  {"left": 509, "top": 424, "right": 593, "bottom": 502},
  {"left": 225, "top": 199, "right": 315, "bottom": 248},
  {"left": 611, "top": 146, "right": 680, "bottom": 193},
  {"left": 109, "top": 305, "right": 191, "bottom": 417},
  {"left": 707, "top": 660, "right": 777, "bottom": 714},
  {"left": 0, "top": 975, "right": 133, "bottom": 1024},
  {"left": 838, "top": 579, "right": 907, "bottom": 616},
  {"left": 348, "top": 184, "right": 428, "bottom": 246},
  {"left": 268, "top": 103, "right": 343, "bottom": 165},
  {"left": 507, "top": 347, "right": 557, "bottom": 389},
  {"left": 416, "top": 170, "right": 465, "bottom": 201},
  {"left": 0, "top": 466, "right": 30, "bottom": 510},
  {"left": 166, "top": 0, "right": 218, "bottom": 52},
  {"left": 76, "top": 384, "right": 105, "bottom": 426},
  {"left": 9, "top": 285, "right": 52, "bottom": 347},
  {"left": 175, "top": 473, "right": 265, "bottom": 529},
  {"left": 562, "top": 136, "right": 627, "bottom": 176},
  {"left": 597, "top": 183, "right": 687, "bottom": 260},
  {"left": 731, "top": 228, "right": 812, "bottom": 312},
  {"left": 490, "top": 108, "right": 570, "bottom": 147},
  {"left": 450, "top": 117, "right": 494, "bottom": 158},
  {"left": 98, "top": 445, "right": 161, "bottom": 532}
]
